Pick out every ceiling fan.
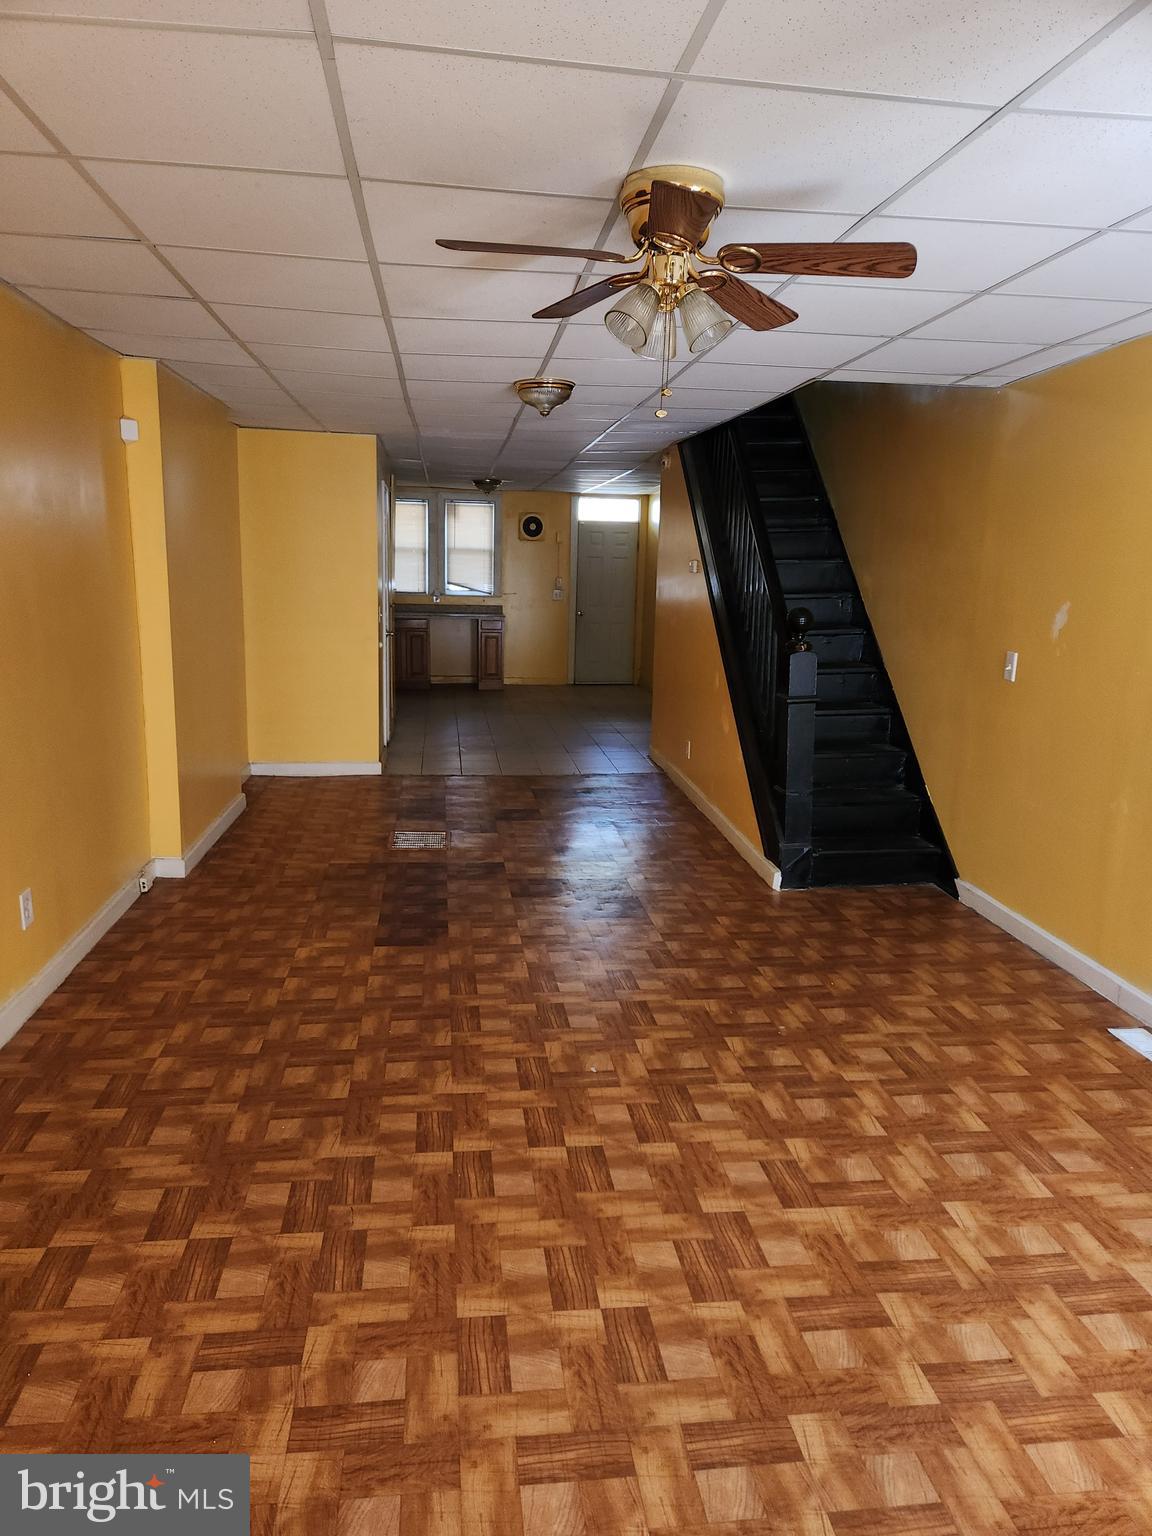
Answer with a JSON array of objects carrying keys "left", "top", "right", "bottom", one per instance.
[{"left": 438, "top": 164, "right": 916, "bottom": 416}]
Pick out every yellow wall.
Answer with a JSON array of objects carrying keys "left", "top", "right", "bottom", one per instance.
[
  {"left": 0, "top": 285, "right": 149, "bottom": 1005},
  {"left": 397, "top": 489, "right": 573, "bottom": 685},
  {"left": 156, "top": 367, "right": 247, "bottom": 848},
  {"left": 802, "top": 339, "right": 1152, "bottom": 993},
  {"left": 636, "top": 493, "right": 660, "bottom": 690},
  {"left": 239, "top": 429, "right": 380, "bottom": 765},
  {"left": 650, "top": 452, "right": 761, "bottom": 847}
]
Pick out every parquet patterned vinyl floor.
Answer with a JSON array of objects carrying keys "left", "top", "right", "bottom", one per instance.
[{"left": 2, "top": 773, "right": 1151, "bottom": 1536}]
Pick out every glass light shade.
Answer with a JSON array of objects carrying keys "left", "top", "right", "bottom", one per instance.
[
  {"left": 604, "top": 281, "right": 660, "bottom": 350},
  {"left": 679, "top": 285, "right": 735, "bottom": 354},
  {"left": 635, "top": 305, "right": 677, "bottom": 361},
  {"left": 514, "top": 377, "right": 574, "bottom": 416}
]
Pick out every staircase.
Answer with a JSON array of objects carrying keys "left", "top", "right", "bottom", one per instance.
[{"left": 681, "top": 395, "right": 954, "bottom": 891}]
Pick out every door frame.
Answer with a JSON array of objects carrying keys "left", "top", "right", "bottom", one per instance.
[
  {"left": 377, "top": 442, "right": 393, "bottom": 751},
  {"left": 569, "top": 505, "right": 642, "bottom": 686}
]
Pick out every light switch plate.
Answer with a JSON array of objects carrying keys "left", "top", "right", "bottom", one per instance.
[
  {"left": 1003, "top": 650, "right": 1019, "bottom": 683},
  {"left": 119, "top": 416, "right": 140, "bottom": 443}
]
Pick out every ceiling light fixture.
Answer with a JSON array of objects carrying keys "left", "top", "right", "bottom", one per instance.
[
  {"left": 514, "top": 377, "right": 574, "bottom": 417},
  {"left": 473, "top": 477, "right": 503, "bottom": 494}
]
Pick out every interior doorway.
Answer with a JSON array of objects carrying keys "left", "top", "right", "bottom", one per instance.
[{"left": 573, "top": 496, "right": 641, "bottom": 685}]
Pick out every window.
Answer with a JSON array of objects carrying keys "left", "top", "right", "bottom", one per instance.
[
  {"left": 392, "top": 490, "right": 500, "bottom": 597},
  {"left": 577, "top": 496, "right": 642, "bottom": 523},
  {"left": 394, "top": 498, "right": 429, "bottom": 593},
  {"left": 445, "top": 498, "right": 496, "bottom": 595}
]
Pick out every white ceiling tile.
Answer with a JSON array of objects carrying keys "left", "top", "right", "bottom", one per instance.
[
  {"left": 691, "top": 1, "right": 1128, "bottom": 104},
  {"left": 554, "top": 324, "right": 640, "bottom": 362},
  {"left": 888, "top": 114, "right": 1152, "bottom": 226},
  {"left": 0, "top": 91, "right": 51, "bottom": 151},
  {"left": 380, "top": 264, "right": 568, "bottom": 322},
  {"left": 1027, "top": 9, "right": 1152, "bottom": 114},
  {"left": 408, "top": 380, "right": 519, "bottom": 403},
  {"left": 859, "top": 336, "right": 1042, "bottom": 372},
  {"left": 847, "top": 215, "right": 1087, "bottom": 290},
  {"left": 705, "top": 328, "right": 875, "bottom": 367},
  {"left": 656, "top": 387, "right": 783, "bottom": 410},
  {"left": 273, "top": 371, "right": 406, "bottom": 399},
  {"left": 709, "top": 208, "right": 858, "bottom": 247},
  {"left": 329, "top": 0, "right": 708, "bottom": 69},
  {"left": 167, "top": 360, "right": 282, "bottom": 393},
  {"left": 363, "top": 182, "right": 618, "bottom": 272},
  {"left": 1123, "top": 209, "right": 1152, "bottom": 233},
  {"left": 0, "top": 154, "right": 130, "bottom": 236},
  {"left": 565, "top": 385, "right": 650, "bottom": 406},
  {"left": 647, "top": 81, "right": 983, "bottom": 213},
  {"left": 232, "top": 408, "right": 318, "bottom": 429},
  {"left": 249, "top": 342, "right": 398, "bottom": 375},
  {"left": 90, "top": 331, "right": 252, "bottom": 365},
  {"left": 336, "top": 45, "right": 667, "bottom": 196},
  {"left": 0, "top": 233, "right": 184, "bottom": 295},
  {"left": 966, "top": 344, "right": 1101, "bottom": 382},
  {"left": 1069, "top": 309, "right": 1152, "bottom": 347},
  {"left": 561, "top": 357, "right": 667, "bottom": 387},
  {"left": 216, "top": 305, "right": 393, "bottom": 348},
  {"left": 825, "top": 370, "right": 961, "bottom": 385},
  {"left": 403, "top": 354, "right": 543, "bottom": 383},
  {"left": 23, "top": 287, "right": 226, "bottom": 336},
  {"left": 0, "top": 23, "right": 342, "bottom": 172},
  {"left": 391, "top": 317, "right": 552, "bottom": 356},
  {"left": 161, "top": 248, "right": 378, "bottom": 312},
  {"left": 781, "top": 283, "right": 966, "bottom": 333},
  {"left": 910, "top": 292, "right": 1148, "bottom": 343},
  {"left": 676, "top": 362, "right": 822, "bottom": 392},
  {"left": 998, "top": 232, "right": 1152, "bottom": 302},
  {"left": 0, "top": 2, "right": 311, "bottom": 25},
  {"left": 87, "top": 163, "right": 365, "bottom": 260}
]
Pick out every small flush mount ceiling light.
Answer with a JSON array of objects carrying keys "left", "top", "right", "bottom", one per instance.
[
  {"left": 514, "top": 377, "right": 574, "bottom": 416},
  {"left": 473, "top": 477, "right": 503, "bottom": 494}
]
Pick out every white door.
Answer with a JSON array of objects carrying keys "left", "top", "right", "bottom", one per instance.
[{"left": 574, "top": 521, "right": 639, "bottom": 684}]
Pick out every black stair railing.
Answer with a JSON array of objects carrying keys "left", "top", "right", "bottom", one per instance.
[{"left": 680, "top": 427, "right": 817, "bottom": 886}]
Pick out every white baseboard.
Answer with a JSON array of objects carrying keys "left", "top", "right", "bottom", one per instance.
[
  {"left": 149, "top": 791, "right": 247, "bottom": 880},
  {"left": 248, "top": 761, "right": 382, "bottom": 777},
  {"left": 957, "top": 880, "right": 1152, "bottom": 1027},
  {"left": 0, "top": 874, "right": 141, "bottom": 1049},
  {"left": 650, "top": 748, "right": 782, "bottom": 892}
]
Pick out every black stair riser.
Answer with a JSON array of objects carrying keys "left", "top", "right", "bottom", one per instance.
[
  {"left": 813, "top": 798, "right": 922, "bottom": 836},
  {"left": 816, "top": 669, "right": 885, "bottom": 704},
  {"left": 777, "top": 558, "right": 854, "bottom": 593},
  {"left": 814, "top": 749, "right": 906, "bottom": 786},
  {"left": 810, "top": 847, "right": 942, "bottom": 886},
  {"left": 765, "top": 528, "right": 842, "bottom": 560},
  {"left": 787, "top": 592, "right": 862, "bottom": 624},
  {"left": 815, "top": 708, "right": 891, "bottom": 745},
  {"left": 807, "top": 632, "right": 871, "bottom": 665}
]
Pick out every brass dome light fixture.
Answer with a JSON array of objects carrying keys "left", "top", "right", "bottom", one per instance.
[
  {"left": 514, "top": 377, "right": 574, "bottom": 417},
  {"left": 473, "top": 477, "right": 503, "bottom": 495}
]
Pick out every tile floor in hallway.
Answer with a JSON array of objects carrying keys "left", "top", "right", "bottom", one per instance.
[
  {"left": 2, "top": 772, "right": 1151, "bottom": 1536},
  {"left": 385, "top": 684, "right": 654, "bottom": 776}
]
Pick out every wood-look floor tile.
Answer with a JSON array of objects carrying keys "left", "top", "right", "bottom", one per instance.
[{"left": 1, "top": 771, "right": 1148, "bottom": 1536}]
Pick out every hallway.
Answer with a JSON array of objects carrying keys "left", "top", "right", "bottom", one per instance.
[
  {"left": 1, "top": 773, "right": 1148, "bottom": 1536},
  {"left": 386, "top": 685, "right": 654, "bottom": 776}
]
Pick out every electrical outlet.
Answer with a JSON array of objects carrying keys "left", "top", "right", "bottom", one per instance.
[
  {"left": 139, "top": 871, "right": 154, "bottom": 894},
  {"left": 18, "top": 888, "right": 34, "bottom": 930},
  {"left": 1003, "top": 650, "right": 1019, "bottom": 683},
  {"left": 685, "top": 740, "right": 692, "bottom": 761}
]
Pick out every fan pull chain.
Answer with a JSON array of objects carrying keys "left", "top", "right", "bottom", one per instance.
[{"left": 655, "top": 306, "right": 673, "bottom": 419}]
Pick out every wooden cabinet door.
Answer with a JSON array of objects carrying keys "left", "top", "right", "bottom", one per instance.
[
  {"left": 477, "top": 617, "right": 504, "bottom": 691},
  {"left": 396, "top": 619, "right": 431, "bottom": 690}
]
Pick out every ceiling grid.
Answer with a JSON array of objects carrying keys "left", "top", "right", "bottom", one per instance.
[{"left": 0, "top": 0, "right": 1149, "bottom": 488}]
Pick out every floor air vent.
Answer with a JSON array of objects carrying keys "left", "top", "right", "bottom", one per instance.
[{"left": 391, "top": 831, "right": 449, "bottom": 850}]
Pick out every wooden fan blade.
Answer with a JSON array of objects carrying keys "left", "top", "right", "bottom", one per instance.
[
  {"left": 532, "top": 271, "right": 643, "bottom": 321},
  {"left": 718, "top": 241, "right": 918, "bottom": 279},
  {"left": 436, "top": 238, "right": 634, "bottom": 263},
  {"left": 698, "top": 273, "right": 798, "bottom": 331},
  {"left": 646, "top": 179, "right": 718, "bottom": 250}
]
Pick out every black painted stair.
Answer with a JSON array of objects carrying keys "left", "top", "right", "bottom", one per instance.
[{"left": 731, "top": 397, "right": 954, "bottom": 889}]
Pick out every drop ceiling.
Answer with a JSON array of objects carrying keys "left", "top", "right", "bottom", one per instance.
[{"left": 1, "top": 0, "right": 1151, "bottom": 492}]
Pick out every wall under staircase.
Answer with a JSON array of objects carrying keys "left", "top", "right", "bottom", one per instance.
[{"left": 680, "top": 395, "right": 955, "bottom": 891}]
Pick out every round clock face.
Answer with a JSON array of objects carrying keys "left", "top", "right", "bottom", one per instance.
[{"left": 521, "top": 515, "right": 544, "bottom": 539}]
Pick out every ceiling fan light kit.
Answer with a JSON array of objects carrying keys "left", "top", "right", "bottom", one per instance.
[
  {"left": 439, "top": 165, "right": 916, "bottom": 419},
  {"left": 514, "top": 377, "right": 574, "bottom": 416}
]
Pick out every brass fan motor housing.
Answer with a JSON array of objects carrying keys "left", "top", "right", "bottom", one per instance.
[{"left": 620, "top": 164, "right": 725, "bottom": 248}]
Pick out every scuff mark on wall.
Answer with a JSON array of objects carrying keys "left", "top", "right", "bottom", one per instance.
[{"left": 1051, "top": 601, "right": 1070, "bottom": 642}]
